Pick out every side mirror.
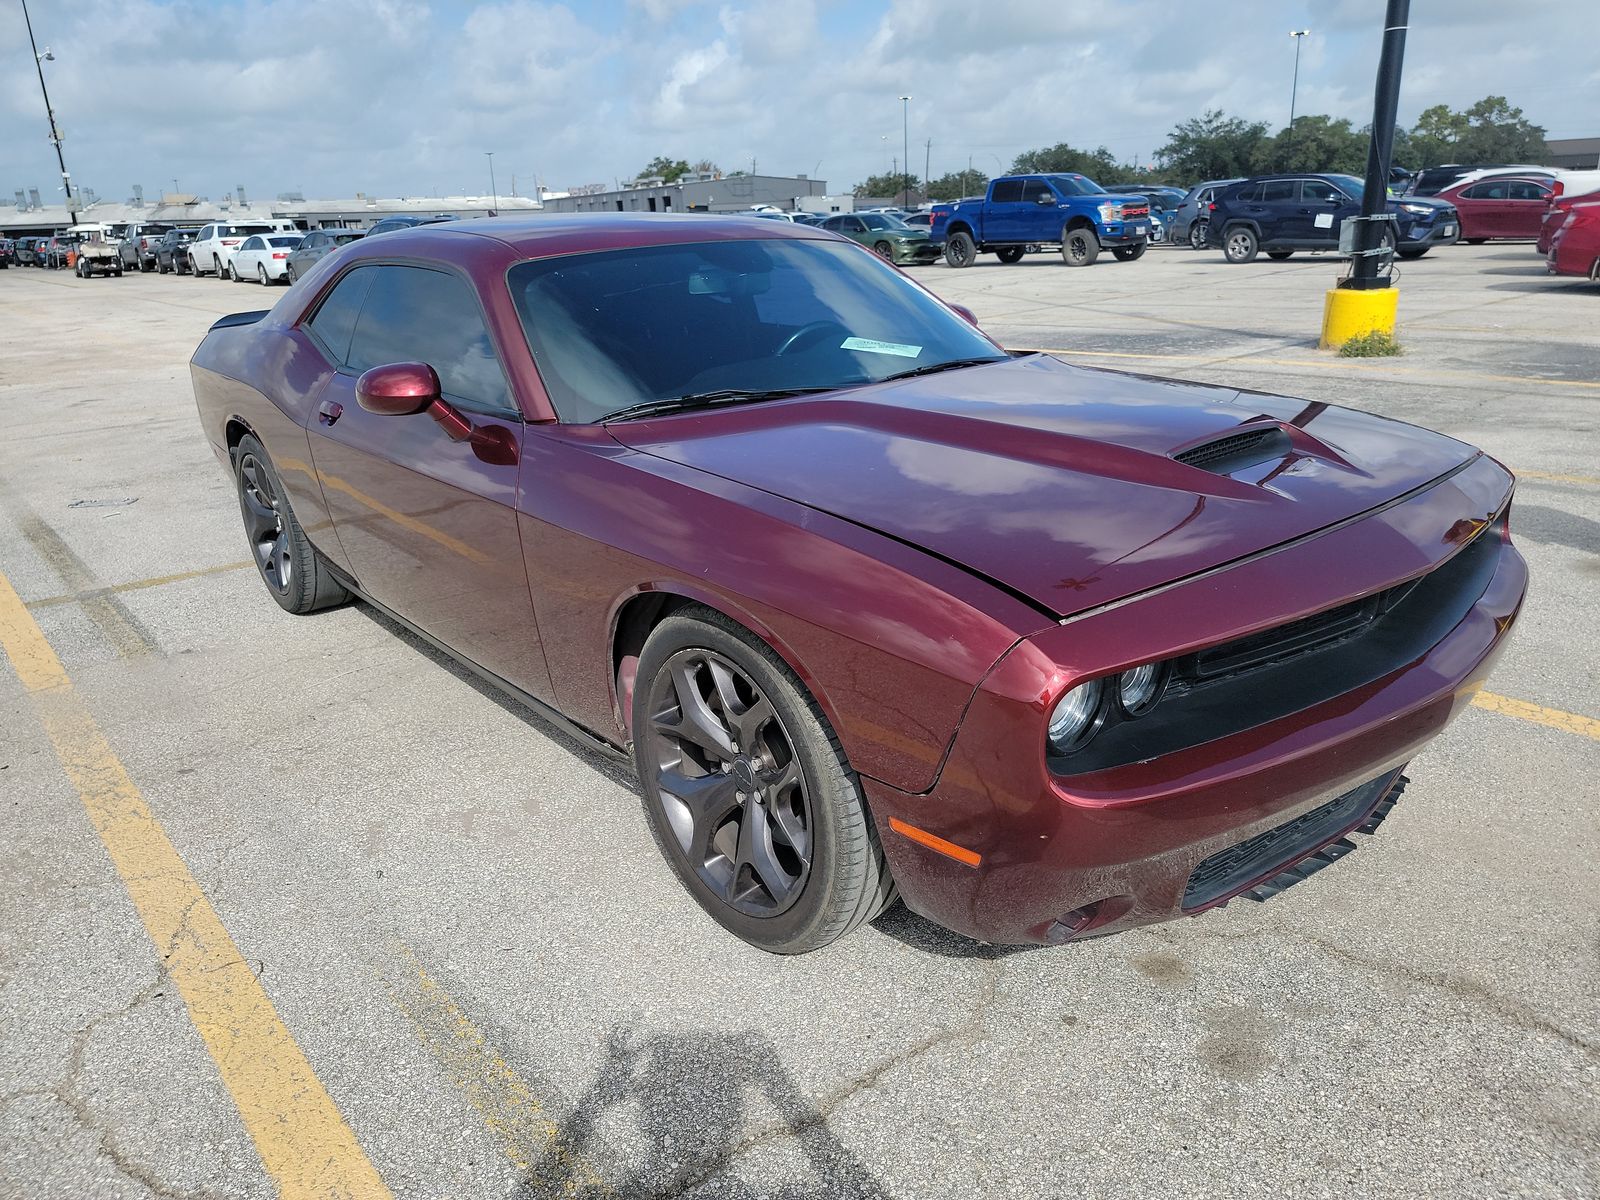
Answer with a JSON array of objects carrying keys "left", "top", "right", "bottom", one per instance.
[
  {"left": 356, "top": 362, "right": 440, "bottom": 416},
  {"left": 1035, "top": 193, "right": 1055, "bottom": 205},
  {"left": 949, "top": 303, "right": 979, "bottom": 327}
]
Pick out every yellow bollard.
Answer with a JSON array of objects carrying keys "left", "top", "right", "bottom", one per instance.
[{"left": 1320, "top": 286, "right": 1398, "bottom": 349}]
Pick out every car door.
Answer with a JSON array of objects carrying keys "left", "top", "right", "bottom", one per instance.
[
  {"left": 235, "top": 235, "right": 262, "bottom": 275},
  {"left": 985, "top": 178, "right": 1028, "bottom": 242},
  {"left": 1293, "top": 178, "right": 1353, "bottom": 243},
  {"left": 1505, "top": 179, "right": 1554, "bottom": 238},
  {"left": 301, "top": 263, "right": 553, "bottom": 699}
]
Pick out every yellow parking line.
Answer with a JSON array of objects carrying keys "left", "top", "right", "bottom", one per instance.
[
  {"left": 26, "top": 560, "right": 254, "bottom": 609},
  {"left": 383, "top": 943, "right": 610, "bottom": 1194},
  {"left": 0, "top": 568, "right": 392, "bottom": 1200},
  {"left": 1013, "top": 346, "right": 1600, "bottom": 391},
  {"left": 1471, "top": 691, "right": 1600, "bottom": 741},
  {"left": 1514, "top": 468, "right": 1600, "bottom": 487}
]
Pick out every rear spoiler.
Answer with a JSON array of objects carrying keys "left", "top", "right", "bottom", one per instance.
[{"left": 208, "top": 310, "right": 269, "bottom": 331}]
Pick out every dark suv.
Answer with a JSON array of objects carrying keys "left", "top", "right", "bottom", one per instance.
[{"left": 1206, "top": 173, "right": 1459, "bottom": 264}]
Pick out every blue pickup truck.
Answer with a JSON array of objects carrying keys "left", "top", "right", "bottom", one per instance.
[{"left": 931, "top": 174, "right": 1152, "bottom": 267}]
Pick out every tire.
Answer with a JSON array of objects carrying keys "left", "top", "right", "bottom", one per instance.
[
  {"left": 1061, "top": 226, "right": 1100, "bottom": 266},
  {"left": 284, "top": 264, "right": 296, "bottom": 284},
  {"left": 1266, "top": 249, "right": 1294, "bottom": 260},
  {"left": 1223, "top": 225, "right": 1259, "bottom": 264},
  {"left": 871, "top": 240, "right": 894, "bottom": 261},
  {"left": 234, "top": 436, "right": 350, "bottom": 615},
  {"left": 1112, "top": 241, "right": 1147, "bottom": 262},
  {"left": 632, "top": 607, "right": 895, "bottom": 954},
  {"left": 1189, "top": 220, "right": 1208, "bottom": 250},
  {"left": 140, "top": 258, "right": 153, "bottom": 273},
  {"left": 157, "top": 258, "right": 168, "bottom": 275},
  {"left": 1397, "top": 247, "right": 1429, "bottom": 260},
  {"left": 258, "top": 264, "right": 269, "bottom": 285},
  {"left": 228, "top": 262, "right": 240, "bottom": 282},
  {"left": 995, "top": 246, "right": 1025, "bottom": 264},
  {"left": 214, "top": 255, "right": 225, "bottom": 279},
  {"left": 1464, "top": 238, "right": 1487, "bottom": 245},
  {"left": 944, "top": 230, "right": 976, "bottom": 268},
  {"left": 113, "top": 269, "right": 123, "bottom": 277}
]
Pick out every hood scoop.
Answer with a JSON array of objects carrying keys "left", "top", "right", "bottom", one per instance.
[{"left": 1173, "top": 425, "right": 1291, "bottom": 474}]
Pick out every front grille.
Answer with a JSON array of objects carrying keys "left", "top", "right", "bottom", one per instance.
[
  {"left": 1173, "top": 427, "right": 1289, "bottom": 473},
  {"left": 1182, "top": 771, "right": 1404, "bottom": 910}
]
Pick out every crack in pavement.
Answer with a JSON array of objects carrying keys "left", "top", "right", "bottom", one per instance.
[{"left": 652, "top": 960, "right": 1003, "bottom": 1200}]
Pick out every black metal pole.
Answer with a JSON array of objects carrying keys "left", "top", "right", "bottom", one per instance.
[
  {"left": 1346, "top": 0, "right": 1409, "bottom": 290},
  {"left": 21, "top": 0, "right": 77, "bottom": 225}
]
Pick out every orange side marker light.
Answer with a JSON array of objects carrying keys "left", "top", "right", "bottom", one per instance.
[{"left": 888, "top": 817, "right": 982, "bottom": 867}]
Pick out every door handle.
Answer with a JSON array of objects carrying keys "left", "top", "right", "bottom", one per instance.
[{"left": 318, "top": 399, "right": 343, "bottom": 426}]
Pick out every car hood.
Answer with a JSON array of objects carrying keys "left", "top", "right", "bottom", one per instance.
[
  {"left": 1391, "top": 196, "right": 1454, "bottom": 212},
  {"left": 609, "top": 355, "right": 1480, "bottom": 619}
]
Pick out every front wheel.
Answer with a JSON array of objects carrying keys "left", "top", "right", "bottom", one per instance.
[
  {"left": 944, "top": 231, "right": 976, "bottom": 268},
  {"left": 1189, "top": 220, "right": 1208, "bottom": 250},
  {"left": 228, "top": 262, "right": 241, "bottom": 282},
  {"left": 872, "top": 240, "right": 895, "bottom": 261},
  {"left": 234, "top": 435, "right": 350, "bottom": 615},
  {"left": 633, "top": 609, "right": 896, "bottom": 954},
  {"left": 1464, "top": 238, "right": 1487, "bottom": 245},
  {"left": 1223, "top": 225, "right": 1259, "bottom": 264},
  {"left": 284, "top": 264, "right": 296, "bottom": 284},
  {"left": 1061, "top": 227, "right": 1100, "bottom": 266},
  {"left": 1112, "top": 241, "right": 1146, "bottom": 262}
]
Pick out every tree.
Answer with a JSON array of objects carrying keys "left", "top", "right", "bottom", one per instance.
[
  {"left": 1009, "top": 142, "right": 1121, "bottom": 180},
  {"left": 691, "top": 159, "right": 720, "bottom": 176},
  {"left": 926, "top": 168, "right": 988, "bottom": 199},
  {"left": 637, "top": 156, "right": 692, "bottom": 183},
  {"left": 853, "top": 172, "right": 921, "bottom": 198},
  {"left": 1155, "top": 110, "right": 1270, "bottom": 180},
  {"left": 1396, "top": 97, "right": 1546, "bottom": 168},
  {"left": 1256, "top": 115, "right": 1368, "bottom": 174}
]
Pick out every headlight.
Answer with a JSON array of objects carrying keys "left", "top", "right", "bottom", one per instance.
[
  {"left": 1400, "top": 203, "right": 1434, "bottom": 215},
  {"left": 1048, "top": 680, "right": 1103, "bottom": 754},
  {"left": 1097, "top": 202, "right": 1117, "bottom": 222},
  {"left": 1116, "top": 663, "right": 1166, "bottom": 716}
]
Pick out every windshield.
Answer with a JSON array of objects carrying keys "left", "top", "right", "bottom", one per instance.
[
  {"left": 1047, "top": 174, "right": 1106, "bottom": 197},
  {"left": 1329, "top": 175, "right": 1366, "bottom": 202},
  {"left": 859, "top": 213, "right": 910, "bottom": 231},
  {"left": 509, "top": 239, "right": 1005, "bottom": 422}
]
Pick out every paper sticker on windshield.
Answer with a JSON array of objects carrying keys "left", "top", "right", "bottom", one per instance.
[{"left": 841, "top": 337, "right": 922, "bottom": 358}]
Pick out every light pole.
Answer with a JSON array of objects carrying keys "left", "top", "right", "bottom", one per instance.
[
  {"left": 485, "top": 151, "right": 498, "bottom": 214},
  {"left": 898, "top": 95, "right": 912, "bottom": 206},
  {"left": 1287, "top": 29, "right": 1311, "bottom": 161},
  {"left": 21, "top": 0, "right": 76, "bottom": 224}
]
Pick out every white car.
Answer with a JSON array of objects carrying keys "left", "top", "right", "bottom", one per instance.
[
  {"left": 229, "top": 233, "right": 304, "bottom": 284},
  {"left": 186, "top": 221, "right": 286, "bottom": 277}
]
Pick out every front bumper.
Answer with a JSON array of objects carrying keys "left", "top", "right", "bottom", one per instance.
[
  {"left": 1098, "top": 220, "right": 1149, "bottom": 246},
  {"left": 891, "top": 242, "right": 942, "bottom": 265},
  {"left": 865, "top": 455, "right": 1525, "bottom": 945},
  {"left": 1401, "top": 210, "right": 1460, "bottom": 249}
]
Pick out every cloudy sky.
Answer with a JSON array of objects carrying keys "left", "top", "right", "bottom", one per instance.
[{"left": 2, "top": 0, "right": 1594, "bottom": 205}]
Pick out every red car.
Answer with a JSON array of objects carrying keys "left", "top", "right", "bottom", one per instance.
[
  {"left": 1436, "top": 174, "right": 1554, "bottom": 242},
  {"left": 189, "top": 216, "right": 1526, "bottom": 953},
  {"left": 1548, "top": 201, "right": 1600, "bottom": 279},
  {"left": 1537, "top": 189, "right": 1600, "bottom": 256}
]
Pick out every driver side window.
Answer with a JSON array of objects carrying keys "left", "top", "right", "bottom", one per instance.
[{"left": 1021, "top": 179, "right": 1054, "bottom": 204}]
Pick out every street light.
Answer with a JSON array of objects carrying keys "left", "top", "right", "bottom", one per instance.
[
  {"left": 1288, "top": 30, "right": 1311, "bottom": 160},
  {"left": 485, "top": 151, "right": 498, "bottom": 214},
  {"left": 21, "top": 0, "right": 76, "bottom": 224},
  {"left": 899, "top": 95, "right": 912, "bottom": 206}
]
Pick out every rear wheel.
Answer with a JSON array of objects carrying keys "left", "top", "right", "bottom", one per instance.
[
  {"left": 258, "top": 264, "right": 270, "bottom": 285},
  {"left": 633, "top": 609, "right": 895, "bottom": 954},
  {"left": 944, "top": 230, "right": 976, "bottom": 268},
  {"left": 1189, "top": 220, "right": 1208, "bottom": 250},
  {"left": 995, "top": 246, "right": 1025, "bottom": 264},
  {"left": 1061, "top": 226, "right": 1100, "bottom": 266},
  {"left": 1266, "top": 249, "right": 1294, "bottom": 260},
  {"left": 213, "top": 255, "right": 225, "bottom": 279},
  {"left": 1223, "top": 225, "right": 1259, "bottom": 264},
  {"left": 1112, "top": 241, "right": 1147, "bottom": 262},
  {"left": 234, "top": 435, "right": 350, "bottom": 615}
]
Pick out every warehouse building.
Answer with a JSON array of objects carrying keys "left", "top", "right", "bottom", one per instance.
[{"left": 542, "top": 172, "right": 833, "bottom": 214}]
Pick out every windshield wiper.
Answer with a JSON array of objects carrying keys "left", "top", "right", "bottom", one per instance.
[
  {"left": 879, "top": 356, "right": 1008, "bottom": 383},
  {"left": 602, "top": 386, "right": 838, "bottom": 423}
]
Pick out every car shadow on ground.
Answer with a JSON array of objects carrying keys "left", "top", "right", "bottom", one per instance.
[
  {"left": 869, "top": 902, "right": 1044, "bottom": 960},
  {"left": 1507, "top": 504, "right": 1600, "bottom": 555},
  {"left": 516, "top": 1026, "right": 894, "bottom": 1200},
  {"left": 352, "top": 602, "right": 638, "bottom": 791}
]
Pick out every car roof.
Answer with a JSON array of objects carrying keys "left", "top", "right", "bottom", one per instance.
[{"left": 381, "top": 213, "right": 833, "bottom": 260}]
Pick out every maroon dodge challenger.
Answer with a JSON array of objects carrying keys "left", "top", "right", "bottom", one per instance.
[{"left": 190, "top": 215, "right": 1526, "bottom": 954}]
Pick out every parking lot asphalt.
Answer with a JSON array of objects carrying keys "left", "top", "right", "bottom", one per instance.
[{"left": 1, "top": 243, "right": 1596, "bottom": 1200}]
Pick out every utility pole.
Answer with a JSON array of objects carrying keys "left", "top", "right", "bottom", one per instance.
[
  {"left": 899, "top": 95, "right": 912, "bottom": 206},
  {"left": 1320, "top": 0, "right": 1409, "bottom": 346},
  {"left": 1288, "top": 30, "right": 1310, "bottom": 163},
  {"left": 21, "top": 0, "right": 76, "bottom": 224},
  {"left": 924, "top": 138, "right": 931, "bottom": 198},
  {"left": 485, "top": 151, "right": 498, "bottom": 213}
]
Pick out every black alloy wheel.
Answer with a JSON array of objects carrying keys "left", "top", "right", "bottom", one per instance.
[
  {"left": 944, "top": 230, "right": 976, "bottom": 268},
  {"left": 1112, "top": 241, "right": 1147, "bottom": 262},
  {"left": 633, "top": 610, "right": 896, "bottom": 953},
  {"left": 995, "top": 246, "right": 1026, "bottom": 263},
  {"left": 234, "top": 435, "right": 349, "bottom": 615},
  {"left": 1061, "top": 227, "right": 1100, "bottom": 266}
]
